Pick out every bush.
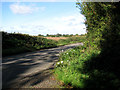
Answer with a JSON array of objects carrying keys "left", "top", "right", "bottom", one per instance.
[{"left": 2, "top": 32, "right": 57, "bottom": 56}]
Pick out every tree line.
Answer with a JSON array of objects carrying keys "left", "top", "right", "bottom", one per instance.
[{"left": 38, "top": 33, "right": 84, "bottom": 37}]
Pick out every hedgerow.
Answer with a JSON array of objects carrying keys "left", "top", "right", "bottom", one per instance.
[{"left": 55, "top": 2, "right": 120, "bottom": 89}]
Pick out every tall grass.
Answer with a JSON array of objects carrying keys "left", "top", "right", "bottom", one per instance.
[
  {"left": 55, "top": 42, "right": 120, "bottom": 88},
  {"left": 54, "top": 45, "right": 99, "bottom": 88}
]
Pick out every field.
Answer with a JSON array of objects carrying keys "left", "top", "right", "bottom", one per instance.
[{"left": 44, "top": 37, "right": 68, "bottom": 41}]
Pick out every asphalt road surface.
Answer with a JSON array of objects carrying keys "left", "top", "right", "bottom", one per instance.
[{"left": 2, "top": 43, "right": 83, "bottom": 88}]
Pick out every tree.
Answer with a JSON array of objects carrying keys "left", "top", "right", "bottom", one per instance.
[
  {"left": 46, "top": 34, "right": 49, "bottom": 36},
  {"left": 38, "top": 34, "right": 44, "bottom": 37}
]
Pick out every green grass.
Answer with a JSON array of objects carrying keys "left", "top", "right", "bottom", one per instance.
[
  {"left": 54, "top": 46, "right": 99, "bottom": 88},
  {"left": 54, "top": 44, "right": 120, "bottom": 88},
  {"left": 57, "top": 36, "right": 86, "bottom": 46}
]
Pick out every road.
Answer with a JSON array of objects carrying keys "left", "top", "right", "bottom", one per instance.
[{"left": 2, "top": 43, "right": 83, "bottom": 88}]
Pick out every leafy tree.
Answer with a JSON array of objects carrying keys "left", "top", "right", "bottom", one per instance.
[
  {"left": 46, "top": 34, "right": 49, "bottom": 36},
  {"left": 38, "top": 34, "right": 44, "bottom": 37}
]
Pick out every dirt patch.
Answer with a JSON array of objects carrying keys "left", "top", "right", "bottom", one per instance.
[{"left": 44, "top": 37, "right": 68, "bottom": 41}]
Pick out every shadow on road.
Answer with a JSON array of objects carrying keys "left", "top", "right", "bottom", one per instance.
[{"left": 2, "top": 43, "right": 83, "bottom": 88}]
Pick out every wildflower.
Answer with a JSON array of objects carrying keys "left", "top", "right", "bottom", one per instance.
[
  {"left": 57, "top": 62, "right": 60, "bottom": 64},
  {"left": 67, "top": 53, "right": 68, "bottom": 54},
  {"left": 67, "top": 60, "right": 69, "bottom": 62},
  {"left": 62, "top": 50, "right": 64, "bottom": 52},
  {"left": 61, "top": 61, "right": 63, "bottom": 64}
]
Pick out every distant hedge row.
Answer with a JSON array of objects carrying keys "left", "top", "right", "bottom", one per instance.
[{"left": 2, "top": 32, "right": 57, "bottom": 56}]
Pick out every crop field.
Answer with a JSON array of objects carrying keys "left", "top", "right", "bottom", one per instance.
[{"left": 44, "top": 37, "right": 68, "bottom": 41}]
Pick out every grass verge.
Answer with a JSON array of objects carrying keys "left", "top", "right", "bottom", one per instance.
[{"left": 54, "top": 44, "right": 120, "bottom": 88}]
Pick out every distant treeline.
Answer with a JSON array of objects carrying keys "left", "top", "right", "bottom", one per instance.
[{"left": 38, "top": 33, "right": 85, "bottom": 37}]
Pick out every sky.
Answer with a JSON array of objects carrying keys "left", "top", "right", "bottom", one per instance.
[{"left": 0, "top": 0, "right": 86, "bottom": 36}]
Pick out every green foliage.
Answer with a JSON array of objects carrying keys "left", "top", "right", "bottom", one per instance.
[
  {"left": 2, "top": 32, "right": 85, "bottom": 56},
  {"left": 55, "top": 1, "right": 120, "bottom": 89},
  {"left": 38, "top": 34, "right": 44, "bottom": 37},
  {"left": 55, "top": 46, "right": 101, "bottom": 88},
  {"left": 55, "top": 44, "right": 120, "bottom": 88},
  {"left": 57, "top": 36, "right": 86, "bottom": 46},
  {"left": 2, "top": 32, "right": 57, "bottom": 56},
  {"left": 76, "top": 2, "right": 120, "bottom": 49}
]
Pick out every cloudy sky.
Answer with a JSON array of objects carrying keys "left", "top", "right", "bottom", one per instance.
[{"left": 1, "top": 0, "right": 86, "bottom": 36}]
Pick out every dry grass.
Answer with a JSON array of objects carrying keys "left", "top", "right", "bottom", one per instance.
[{"left": 44, "top": 37, "right": 68, "bottom": 41}]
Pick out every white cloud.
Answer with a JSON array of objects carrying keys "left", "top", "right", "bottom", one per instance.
[
  {"left": 1, "top": 24, "right": 47, "bottom": 35},
  {"left": 53, "top": 14, "right": 86, "bottom": 34},
  {"left": 2, "top": 14, "right": 86, "bottom": 35},
  {"left": 10, "top": 3, "right": 46, "bottom": 14},
  {"left": 54, "top": 14, "right": 85, "bottom": 26}
]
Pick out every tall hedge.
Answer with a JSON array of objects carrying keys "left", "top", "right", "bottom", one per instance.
[
  {"left": 76, "top": 1, "right": 120, "bottom": 88},
  {"left": 77, "top": 2, "right": 120, "bottom": 51}
]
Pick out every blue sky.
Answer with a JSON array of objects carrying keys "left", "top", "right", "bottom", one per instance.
[{"left": 1, "top": 0, "right": 86, "bottom": 36}]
